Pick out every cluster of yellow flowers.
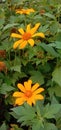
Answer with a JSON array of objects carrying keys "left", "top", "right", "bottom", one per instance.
[
  {"left": 11, "top": 8, "right": 45, "bottom": 106},
  {"left": 11, "top": 8, "right": 45, "bottom": 50}
]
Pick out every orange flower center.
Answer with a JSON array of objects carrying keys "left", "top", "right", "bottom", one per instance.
[
  {"left": 25, "top": 90, "right": 32, "bottom": 98},
  {"left": 22, "top": 32, "right": 31, "bottom": 40}
]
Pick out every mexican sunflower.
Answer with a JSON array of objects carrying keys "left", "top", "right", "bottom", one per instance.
[
  {"left": 11, "top": 23, "right": 45, "bottom": 49},
  {"left": 13, "top": 80, "right": 44, "bottom": 106},
  {"left": 16, "top": 8, "right": 35, "bottom": 15}
]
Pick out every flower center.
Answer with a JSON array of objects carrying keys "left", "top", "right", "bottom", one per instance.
[
  {"left": 22, "top": 32, "right": 31, "bottom": 40},
  {"left": 25, "top": 90, "right": 32, "bottom": 98}
]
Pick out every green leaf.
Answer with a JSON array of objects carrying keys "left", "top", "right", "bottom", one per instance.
[
  {"left": 43, "top": 104, "right": 61, "bottom": 119},
  {"left": 50, "top": 41, "right": 61, "bottom": 49},
  {"left": 40, "top": 43, "right": 59, "bottom": 57},
  {"left": 52, "top": 67, "right": 61, "bottom": 86},
  {"left": 29, "top": 70, "right": 44, "bottom": 85},
  {"left": 11, "top": 65, "right": 21, "bottom": 73},
  {"left": 32, "top": 119, "right": 44, "bottom": 130},
  {"left": 48, "top": 85, "right": 61, "bottom": 97},
  {"left": 3, "top": 23, "right": 19, "bottom": 31},
  {"left": 11, "top": 103, "right": 36, "bottom": 126},
  {"left": 0, "top": 123, "right": 7, "bottom": 130},
  {"left": 44, "top": 13, "right": 56, "bottom": 19},
  {"left": 56, "top": 32, "right": 61, "bottom": 41},
  {"left": 44, "top": 123, "right": 58, "bottom": 130},
  {"left": 50, "top": 21, "right": 58, "bottom": 34},
  {"left": 0, "top": 18, "right": 5, "bottom": 27},
  {"left": 0, "top": 83, "right": 15, "bottom": 94}
]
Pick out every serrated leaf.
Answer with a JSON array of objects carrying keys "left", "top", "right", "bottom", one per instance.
[
  {"left": 29, "top": 70, "right": 44, "bottom": 85},
  {"left": 44, "top": 13, "right": 56, "bottom": 19},
  {"left": 40, "top": 43, "right": 59, "bottom": 57},
  {"left": 52, "top": 67, "right": 61, "bottom": 86},
  {"left": 48, "top": 85, "right": 61, "bottom": 97},
  {"left": 50, "top": 41, "right": 61, "bottom": 49},
  {"left": 43, "top": 104, "right": 61, "bottom": 119},
  {"left": 44, "top": 123, "right": 58, "bottom": 130},
  {"left": 11, "top": 104, "right": 36, "bottom": 125},
  {"left": 11, "top": 65, "right": 21, "bottom": 73},
  {"left": 3, "top": 23, "right": 19, "bottom": 31},
  {"left": 0, "top": 83, "right": 15, "bottom": 94},
  {"left": 32, "top": 120, "right": 44, "bottom": 130}
]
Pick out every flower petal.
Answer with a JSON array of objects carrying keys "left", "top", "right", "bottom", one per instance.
[
  {"left": 26, "top": 24, "right": 31, "bottom": 32},
  {"left": 15, "top": 98, "right": 24, "bottom": 105},
  {"left": 16, "top": 10, "right": 23, "bottom": 14},
  {"left": 13, "top": 39, "right": 23, "bottom": 49},
  {"left": 24, "top": 80, "right": 32, "bottom": 90},
  {"left": 30, "top": 23, "right": 40, "bottom": 35},
  {"left": 17, "top": 83, "right": 26, "bottom": 92},
  {"left": 11, "top": 33, "right": 22, "bottom": 38},
  {"left": 13, "top": 92, "right": 24, "bottom": 97},
  {"left": 28, "top": 39, "right": 34, "bottom": 46},
  {"left": 27, "top": 98, "right": 33, "bottom": 106},
  {"left": 18, "top": 28, "right": 24, "bottom": 34},
  {"left": 34, "top": 88, "right": 44, "bottom": 95},
  {"left": 35, "top": 94, "right": 44, "bottom": 100},
  {"left": 19, "top": 40, "right": 27, "bottom": 49},
  {"left": 32, "top": 32, "right": 45, "bottom": 38},
  {"left": 32, "top": 83, "right": 40, "bottom": 92}
]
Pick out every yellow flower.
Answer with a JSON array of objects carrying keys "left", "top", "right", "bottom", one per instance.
[
  {"left": 11, "top": 23, "right": 45, "bottom": 49},
  {"left": 13, "top": 80, "right": 44, "bottom": 106},
  {"left": 16, "top": 8, "right": 35, "bottom": 15}
]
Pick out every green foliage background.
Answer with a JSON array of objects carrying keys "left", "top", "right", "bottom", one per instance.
[{"left": 0, "top": 0, "right": 61, "bottom": 130}]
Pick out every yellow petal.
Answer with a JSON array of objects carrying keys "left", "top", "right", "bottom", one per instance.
[
  {"left": 24, "top": 80, "right": 32, "bottom": 90},
  {"left": 28, "top": 39, "right": 34, "bottom": 46},
  {"left": 17, "top": 83, "right": 26, "bottom": 92},
  {"left": 30, "top": 96, "right": 36, "bottom": 105},
  {"left": 16, "top": 10, "right": 23, "bottom": 14},
  {"left": 15, "top": 98, "right": 24, "bottom": 105},
  {"left": 27, "top": 98, "right": 33, "bottom": 106},
  {"left": 26, "top": 24, "right": 31, "bottom": 32},
  {"left": 35, "top": 94, "right": 44, "bottom": 100},
  {"left": 13, "top": 39, "right": 23, "bottom": 49},
  {"left": 13, "top": 92, "right": 24, "bottom": 97},
  {"left": 18, "top": 28, "right": 24, "bottom": 34},
  {"left": 28, "top": 8, "right": 35, "bottom": 12},
  {"left": 34, "top": 88, "right": 44, "bottom": 95},
  {"left": 19, "top": 40, "right": 27, "bottom": 49},
  {"left": 32, "top": 32, "right": 45, "bottom": 38},
  {"left": 11, "top": 33, "right": 22, "bottom": 38},
  {"left": 30, "top": 23, "right": 40, "bottom": 35},
  {"left": 32, "top": 83, "right": 40, "bottom": 92}
]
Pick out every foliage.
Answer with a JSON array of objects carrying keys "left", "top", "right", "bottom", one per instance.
[{"left": 0, "top": 0, "right": 61, "bottom": 130}]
